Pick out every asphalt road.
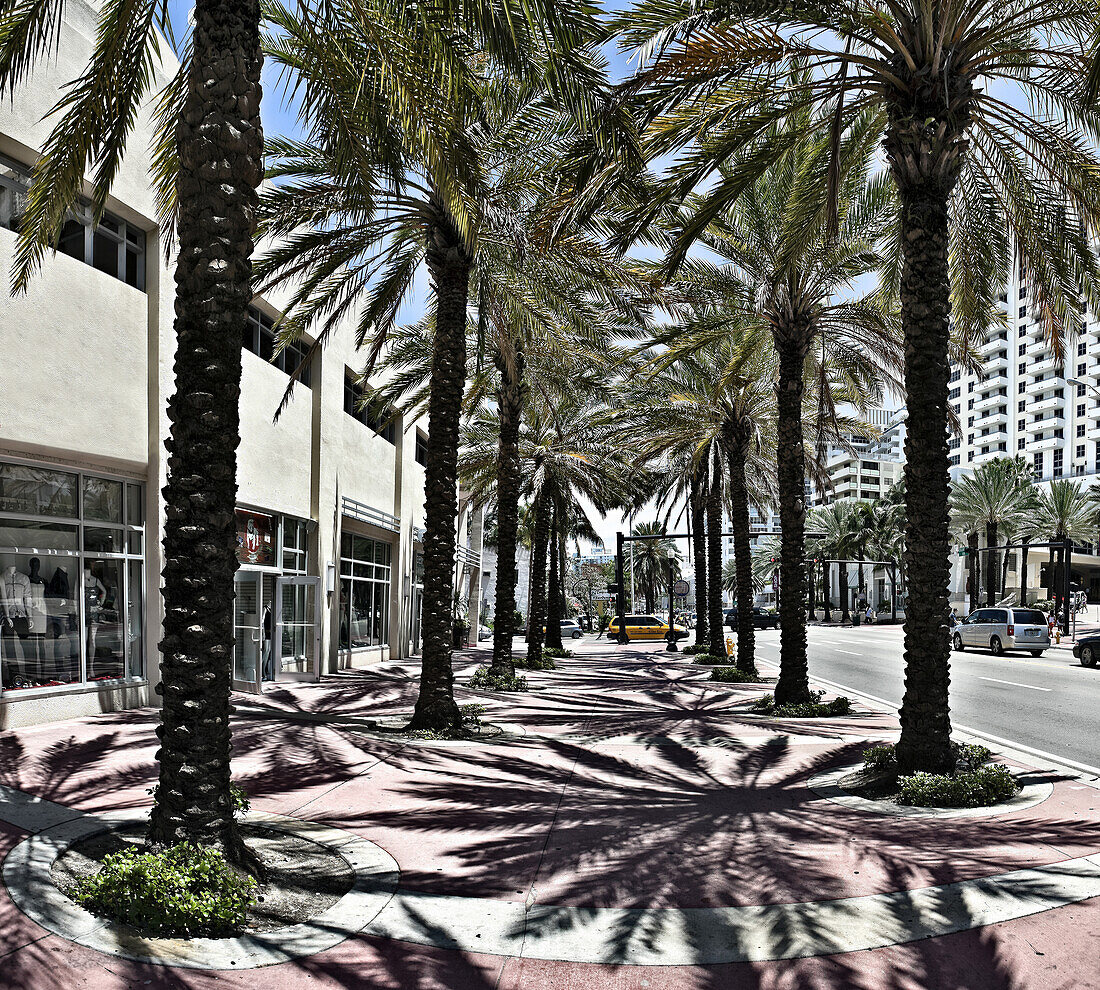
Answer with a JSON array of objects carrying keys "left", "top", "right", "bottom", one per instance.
[{"left": 746, "top": 623, "right": 1100, "bottom": 772}]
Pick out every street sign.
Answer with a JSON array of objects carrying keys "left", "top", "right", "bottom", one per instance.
[
  {"left": 958, "top": 548, "right": 969, "bottom": 557},
  {"left": 673, "top": 579, "right": 689, "bottom": 596},
  {"left": 771, "top": 572, "right": 779, "bottom": 592}
]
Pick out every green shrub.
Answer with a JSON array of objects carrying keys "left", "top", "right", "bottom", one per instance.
[
  {"left": 73, "top": 843, "right": 257, "bottom": 937},
  {"left": 460, "top": 703, "right": 486, "bottom": 730},
  {"left": 543, "top": 647, "right": 573, "bottom": 659},
  {"left": 751, "top": 691, "right": 853, "bottom": 718},
  {"left": 898, "top": 764, "right": 1018, "bottom": 807},
  {"left": 680, "top": 643, "right": 708, "bottom": 656},
  {"left": 861, "top": 741, "right": 993, "bottom": 776},
  {"left": 514, "top": 654, "right": 557, "bottom": 671},
  {"left": 468, "top": 667, "right": 528, "bottom": 692},
  {"left": 691, "top": 653, "right": 726, "bottom": 665},
  {"left": 709, "top": 666, "right": 761, "bottom": 683}
]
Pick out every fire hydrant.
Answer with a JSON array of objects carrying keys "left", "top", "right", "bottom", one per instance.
[{"left": 725, "top": 635, "right": 735, "bottom": 656}]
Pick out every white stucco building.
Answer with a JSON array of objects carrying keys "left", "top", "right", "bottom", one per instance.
[{"left": 0, "top": 1, "right": 481, "bottom": 728}]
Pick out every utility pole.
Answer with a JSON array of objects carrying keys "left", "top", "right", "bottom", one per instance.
[
  {"left": 615, "top": 531, "right": 628, "bottom": 644},
  {"left": 666, "top": 559, "right": 678, "bottom": 653}
]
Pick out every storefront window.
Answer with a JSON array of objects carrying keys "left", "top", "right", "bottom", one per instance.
[
  {"left": 339, "top": 531, "right": 391, "bottom": 649},
  {"left": 281, "top": 518, "right": 310, "bottom": 573},
  {"left": 0, "top": 459, "right": 144, "bottom": 694}
]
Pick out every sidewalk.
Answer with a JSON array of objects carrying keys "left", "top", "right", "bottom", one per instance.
[{"left": 1, "top": 640, "right": 1099, "bottom": 988}]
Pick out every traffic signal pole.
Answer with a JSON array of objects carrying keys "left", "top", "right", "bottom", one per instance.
[
  {"left": 666, "top": 558, "right": 678, "bottom": 653},
  {"left": 615, "top": 531, "right": 628, "bottom": 644}
]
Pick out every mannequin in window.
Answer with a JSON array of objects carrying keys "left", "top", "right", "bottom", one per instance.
[
  {"left": 84, "top": 566, "right": 106, "bottom": 667},
  {"left": 261, "top": 605, "right": 274, "bottom": 680},
  {"left": 27, "top": 557, "right": 47, "bottom": 674},
  {"left": 1, "top": 563, "right": 31, "bottom": 686}
]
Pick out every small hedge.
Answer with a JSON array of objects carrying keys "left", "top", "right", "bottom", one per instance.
[
  {"left": 72, "top": 843, "right": 257, "bottom": 937},
  {"left": 898, "top": 765, "right": 1018, "bottom": 808},
  {"left": 514, "top": 654, "right": 557, "bottom": 671},
  {"left": 862, "top": 741, "right": 992, "bottom": 776},
  {"left": 751, "top": 691, "right": 852, "bottom": 718},
  {"left": 543, "top": 647, "right": 574, "bottom": 659},
  {"left": 680, "top": 643, "right": 708, "bottom": 656},
  {"left": 468, "top": 667, "right": 528, "bottom": 692},
  {"left": 709, "top": 666, "right": 762, "bottom": 683},
  {"left": 691, "top": 653, "right": 726, "bottom": 665}
]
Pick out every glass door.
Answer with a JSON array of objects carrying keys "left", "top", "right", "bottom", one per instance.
[
  {"left": 233, "top": 571, "right": 262, "bottom": 693},
  {"left": 274, "top": 576, "right": 320, "bottom": 681}
]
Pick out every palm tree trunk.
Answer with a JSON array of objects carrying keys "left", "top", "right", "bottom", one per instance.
[
  {"left": 723, "top": 431, "right": 757, "bottom": 676},
  {"left": 525, "top": 495, "right": 551, "bottom": 664},
  {"left": 891, "top": 167, "right": 957, "bottom": 777},
  {"left": 489, "top": 340, "right": 524, "bottom": 678},
  {"left": 986, "top": 521, "right": 998, "bottom": 606},
  {"left": 967, "top": 531, "right": 980, "bottom": 612},
  {"left": 772, "top": 331, "right": 809, "bottom": 699},
  {"left": 823, "top": 560, "right": 831, "bottom": 622},
  {"left": 545, "top": 504, "right": 564, "bottom": 651},
  {"left": 706, "top": 453, "right": 726, "bottom": 659},
  {"left": 1000, "top": 540, "right": 1011, "bottom": 602},
  {"left": 408, "top": 214, "right": 470, "bottom": 733},
  {"left": 839, "top": 562, "right": 850, "bottom": 624},
  {"left": 1020, "top": 537, "right": 1030, "bottom": 605},
  {"left": 691, "top": 471, "right": 709, "bottom": 646},
  {"left": 148, "top": 0, "right": 263, "bottom": 871}
]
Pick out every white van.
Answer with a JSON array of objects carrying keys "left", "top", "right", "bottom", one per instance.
[{"left": 952, "top": 607, "right": 1050, "bottom": 656}]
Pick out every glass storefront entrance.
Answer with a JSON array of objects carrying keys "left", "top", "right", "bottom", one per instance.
[
  {"left": 274, "top": 576, "right": 319, "bottom": 679},
  {"left": 232, "top": 570, "right": 263, "bottom": 691}
]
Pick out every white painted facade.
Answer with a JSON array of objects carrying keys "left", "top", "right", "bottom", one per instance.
[{"left": 0, "top": 1, "right": 482, "bottom": 727}]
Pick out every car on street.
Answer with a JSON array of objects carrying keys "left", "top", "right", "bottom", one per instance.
[
  {"left": 724, "top": 606, "right": 780, "bottom": 630},
  {"left": 543, "top": 618, "right": 584, "bottom": 639},
  {"left": 478, "top": 624, "right": 491, "bottom": 641},
  {"left": 1073, "top": 634, "right": 1099, "bottom": 668},
  {"left": 607, "top": 614, "right": 689, "bottom": 642},
  {"left": 952, "top": 607, "right": 1050, "bottom": 656}
]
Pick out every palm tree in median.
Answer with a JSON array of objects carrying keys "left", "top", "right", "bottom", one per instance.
[
  {"left": 629, "top": 521, "right": 680, "bottom": 614},
  {"left": 618, "top": 0, "right": 1100, "bottom": 774},
  {"left": 257, "top": 2, "right": 612, "bottom": 730},
  {"left": 1033, "top": 480, "right": 1097, "bottom": 617}
]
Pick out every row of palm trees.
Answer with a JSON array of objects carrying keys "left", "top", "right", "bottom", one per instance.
[
  {"left": 4, "top": 0, "right": 1100, "bottom": 861},
  {"left": 952, "top": 457, "right": 1100, "bottom": 612}
]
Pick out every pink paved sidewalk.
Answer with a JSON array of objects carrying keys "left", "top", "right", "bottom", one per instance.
[{"left": 1, "top": 638, "right": 1099, "bottom": 989}]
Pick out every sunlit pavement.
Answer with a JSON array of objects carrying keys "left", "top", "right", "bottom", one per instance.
[{"left": 1, "top": 638, "right": 1099, "bottom": 989}]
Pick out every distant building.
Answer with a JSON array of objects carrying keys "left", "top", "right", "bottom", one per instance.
[{"left": 812, "top": 407, "right": 907, "bottom": 507}]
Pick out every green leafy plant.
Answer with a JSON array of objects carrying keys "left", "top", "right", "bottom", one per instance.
[
  {"left": 514, "top": 654, "right": 557, "bottom": 671},
  {"left": 543, "top": 647, "right": 573, "bottom": 659},
  {"left": 468, "top": 667, "right": 528, "bottom": 692},
  {"left": 751, "top": 691, "right": 853, "bottom": 718},
  {"left": 72, "top": 843, "right": 257, "bottom": 937},
  {"left": 709, "top": 665, "right": 761, "bottom": 683},
  {"left": 898, "top": 765, "right": 1018, "bottom": 808},
  {"left": 861, "top": 741, "right": 993, "bottom": 777},
  {"left": 691, "top": 653, "right": 725, "bottom": 665},
  {"left": 459, "top": 703, "right": 486, "bottom": 730},
  {"left": 680, "top": 643, "right": 707, "bottom": 655}
]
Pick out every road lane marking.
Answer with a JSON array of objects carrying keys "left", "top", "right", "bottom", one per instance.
[
  {"left": 833, "top": 649, "right": 863, "bottom": 656},
  {"left": 978, "top": 677, "right": 1051, "bottom": 692}
]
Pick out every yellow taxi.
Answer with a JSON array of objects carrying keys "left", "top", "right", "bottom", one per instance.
[{"left": 607, "top": 614, "right": 689, "bottom": 642}]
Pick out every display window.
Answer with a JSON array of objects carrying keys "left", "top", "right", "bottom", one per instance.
[
  {"left": 338, "top": 531, "right": 392, "bottom": 650},
  {"left": 0, "top": 459, "right": 145, "bottom": 694}
]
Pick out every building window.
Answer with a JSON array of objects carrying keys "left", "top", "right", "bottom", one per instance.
[
  {"left": 1078, "top": 424, "right": 1086, "bottom": 438},
  {"left": 968, "top": 398, "right": 975, "bottom": 410},
  {"left": 281, "top": 518, "right": 311, "bottom": 574},
  {"left": 949, "top": 387, "right": 960, "bottom": 400},
  {"left": 1019, "top": 381, "right": 1026, "bottom": 393},
  {"left": 1032, "top": 451, "right": 1043, "bottom": 477},
  {"left": 1018, "top": 400, "right": 1026, "bottom": 412},
  {"left": 242, "top": 307, "right": 312, "bottom": 387},
  {"left": 414, "top": 431, "right": 429, "bottom": 467},
  {"left": 1079, "top": 342, "right": 1088, "bottom": 356},
  {"left": 1018, "top": 343, "right": 1026, "bottom": 355},
  {"left": 1018, "top": 419, "right": 1025, "bottom": 431},
  {"left": 1018, "top": 306, "right": 1026, "bottom": 317},
  {"left": 343, "top": 370, "right": 397, "bottom": 443},
  {"left": 1018, "top": 438, "right": 1026, "bottom": 450},
  {"left": 968, "top": 415, "right": 975, "bottom": 427},
  {"left": 1077, "top": 444, "right": 1086, "bottom": 459},
  {"left": 1079, "top": 403, "right": 1087, "bottom": 417},
  {"left": 1053, "top": 450, "right": 1063, "bottom": 476},
  {"left": 0, "top": 460, "right": 145, "bottom": 692},
  {"left": 949, "top": 369, "right": 960, "bottom": 383},
  {"left": 1078, "top": 363, "right": 1087, "bottom": 377},
  {"left": 338, "top": 533, "right": 392, "bottom": 649},
  {"left": 0, "top": 154, "right": 145, "bottom": 290},
  {"left": 949, "top": 454, "right": 960, "bottom": 466},
  {"left": 967, "top": 381, "right": 974, "bottom": 393}
]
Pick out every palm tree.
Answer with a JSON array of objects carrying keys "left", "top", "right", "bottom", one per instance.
[
  {"left": 257, "top": 2, "right": 611, "bottom": 731},
  {"left": 950, "top": 457, "right": 1036, "bottom": 607},
  {"left": 0, "top": 0, "right": 268, "bottom": 863},
  {"left": 619, "top": 0, "right": 1100, "bottom": 774},
  {"left": 810, "top": 502, "right": 863, "bottom": 624},
  {"left": 618, "top": 323, "right": 778, "bottom": 671},
  {"left": 630, "top": 522, "right": 679, "bottom": 613},
  {"left": 644, "top": 105, "right": 902, "bottom": 703},
  {"left": 1033, "top": 480, "right": 1097, "bottom": 618}
]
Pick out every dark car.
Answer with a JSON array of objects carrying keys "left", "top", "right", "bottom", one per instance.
[
  {"left": 1073, "top": 634, "right": 1100, "bottom": 668},
  {"left": 725, "top": 606, "right": 779, "bottom": 630}
]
